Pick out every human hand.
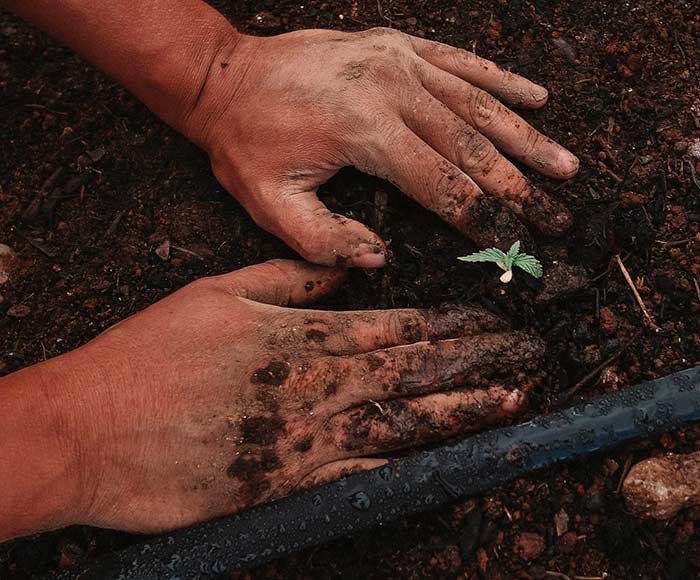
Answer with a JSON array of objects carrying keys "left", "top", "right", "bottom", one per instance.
[
  {"left": 22, "top": 260, "right": 544, "bottom": 534},
  {"left": 188, "top": 28, "right": 579, "bottom": 267}
]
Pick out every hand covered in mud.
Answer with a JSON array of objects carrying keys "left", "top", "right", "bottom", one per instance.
[
  {"left": 36, "top": 260, "right": 544, "bottom": 534},
  {"left": 190, "top": 27, "right": 579, "bottom": 267}
]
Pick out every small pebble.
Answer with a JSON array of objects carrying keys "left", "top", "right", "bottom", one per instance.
[
  {"left": 155, "top": 239, "right": 171, "bottom": 261},
  {"left": 7, "top": 304, "right": 31, "bottom": 318},
  {"left": 513, "top": 532, "right": 545, "bottom": 561},
  {"left": 623, "top": 451, "right": 700, "bottom": 519},
  {"left": 688, "top": 138, "right": 700, "bottom": 159}
]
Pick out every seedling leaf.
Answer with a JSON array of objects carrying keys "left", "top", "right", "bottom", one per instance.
[
  {"left": 457, "top": 248, "right": 507, "bottom": 265},
  {"left": 458, "top": 241, "right": 543, "bottom": 283},
  {"left": 513, "top": 254, "right": 543, "bottom": 278}
]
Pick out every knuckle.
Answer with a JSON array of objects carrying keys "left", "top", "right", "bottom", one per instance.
[
  {"left": 469, "top": 89, "right": 500, "bottom": 129},
  {"left": 454, "top": 126, "right": 498, "bottom": 171},
  {"left": 289, "top": 357, "right": 346, "bottom": 402},
  {"left": 186, "top": 276, "right": 219, "bottom": 295},
  {"left": 523, "top": 126, "right": 544, "bottom": 154},
  {"left": 428, "top": 159, "right": 472, "bottom": 217},
  {"left": 386, "top": 311, "right": 428, "bottom": 344}
]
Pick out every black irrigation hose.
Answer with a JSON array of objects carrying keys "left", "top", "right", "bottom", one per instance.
[{"left": 54, "top": 366, "right": 700, "bottom": 580}]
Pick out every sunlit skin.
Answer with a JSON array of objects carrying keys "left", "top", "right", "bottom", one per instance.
[
  {"left": 0, "top": 260, "right": 544, "bottom": 541},
  {"left": 0, "top": 0, "right": 573, "bottom": 541}
]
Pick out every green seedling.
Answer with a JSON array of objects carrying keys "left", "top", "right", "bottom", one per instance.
[{"left": 458, "top": 241, "right": 543, "bottom": 283}]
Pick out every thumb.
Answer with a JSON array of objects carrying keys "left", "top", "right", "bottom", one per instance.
[
  {"left": 253, "top": 190, "right": 388, "bottom": 268},
  {"left": 213, "top": 259, "right": 345, "bottom": 306}
]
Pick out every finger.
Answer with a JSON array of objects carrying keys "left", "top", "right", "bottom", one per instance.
[
  {"left": 252, "top": 189, "right": 387, "bottom": 269},
  {"left": 213, "top": 259, "right": 345, "bottom": 306},
  {"left": 300, "top": 331, "right": 544, "bottom": 413},
  {"left": 298, "top": 458, "right": 388, "bottom": 490},
  {"left": 328, "top": 386, "right": 526, "bottom": 455},
  {"left": 404, "top": 91, "right": 572, "bottom": 236},
  {"left": 409, "top": 36, "right": 549, "bottom": 109},
  {"left": 287, "top": 305, "right": 509, "bottom": 356},
  {"left": 419, "top": 63, "right": 579, "bottom": 179},
  {"left": 368, "top": 123, "right": 529, "bottom": 249}
]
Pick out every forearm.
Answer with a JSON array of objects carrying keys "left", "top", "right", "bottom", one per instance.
[
  {"left": 1, "top": 0, "right": 241, "bottom": 144},
  {"left": 0, "top": 356, "right": 88, "bottom": 541}
]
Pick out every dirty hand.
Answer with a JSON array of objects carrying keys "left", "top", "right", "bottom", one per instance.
[
  {"left": 0, "top": 260, "right": 544, "bottom": 539},
  {"left": 188, "top": 28, "right": 580, "bottom": 267}
]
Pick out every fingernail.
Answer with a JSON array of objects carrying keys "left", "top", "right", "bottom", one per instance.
[
  {"left": 557, "top": 150, "right": 580, "bottom": 177},
  {"left": 353, "top": 243, "right": 386, "bottom": 268},
  {"left": 502, "top": 389, "right": 527, "bottom": 414},
  {"left": 530, "top": 85, "right": 549, "bottom": 103}
]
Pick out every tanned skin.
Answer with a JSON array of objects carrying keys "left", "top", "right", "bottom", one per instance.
[{"left": 0, "top": 0, "right": 574, "bottom": 541}]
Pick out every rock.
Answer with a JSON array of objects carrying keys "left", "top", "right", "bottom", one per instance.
[
  {"left": 619, "top": 191, "right": 646, "bottom": 208},
  {"left": 553, "top": 37, "right": 577, "bottom": 64},
  {"left": 558, "top": 530, "right": 578, "bottom": 555},
  {"left": 476, "top": 547, "right": 489, "bottom": 575},
  {"left": 0, "top": 243, "right": 16, "bottom": 285},
  {"left": 535, "top": 261, "right": 589, "bottom": 304},
  {"left": 600, "top": 365, "right": 622, "bottom": 388},
  {"left": 554, "top": 508, "right": 569, "bottom": 536},
  {"left": 688, "top": 138, "right": 700, "bottom": 159},
  {"left": 7, "top": 303, "right": 30, "bottom": 318},
  {"left": 674, "top": 140, "right": 689, "bottom": 154},
  {"left": 249, "top": 11, "right": 281, "bottom": 30},
  {"left": 87, "top": 146, "right": 106, "bottom": 162},
  {"left": 155, "top": 239, "right": 170, "bottom": 261},
  {"left": 599, "top": 306, "right": 618, "bottom": 335},
  {"left": 431, "top": 544, "right": 461, "bottom": 572},
  {"left": 623, "top": 452, "right": 700, "bottom": 519},
  {"left": 513, "top": 532, "right": 545, "bottom": 561}
]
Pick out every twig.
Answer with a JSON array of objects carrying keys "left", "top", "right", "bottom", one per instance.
[
  {"left": 693, "top": 276, "right": 700, "bottom": 304},
  {"left": 673, "top": 31, "right": 688, "bottom": 65},
  {"left": 688, "top": 159, "right": 700, "bottom": 192},
  {"left": 559, "top": 332, "right": 640, "bottom": 403},
  {"left": 654, "top": 237, "right": 695, "bottom": 247},
  {"left": 104, "top": 210, "right": 125, "bottom": 238},
  {"left": 615, "top": 255, "right": 660, "bottom": 332},
  {"left": 23, "top": 103, "right": 69, "bottom": 116},
  {"left": 171, "top": 244, "right": 204, "bottom": 260},
  {"left": 14, "top": 230, "right": 57, "bottom": 258},
  {"left": 616, "top": 454, "right": 633, "bottom": 494},
  {"left": 545, "top": 572, "right": 571, "bottom": 580},
  {"left": 376, "top": 0, "right": 392, "bottom": 25}
]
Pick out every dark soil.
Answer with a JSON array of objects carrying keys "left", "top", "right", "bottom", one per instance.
[{"left": 2, "top": 1, "right": 700, "bottom": 578}]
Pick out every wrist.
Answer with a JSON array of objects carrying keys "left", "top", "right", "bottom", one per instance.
[
  {"left": 0, "top": 354, "right": 92, "bottom": 540},
  {"left": 177, "top": 29, "right": 255, "bottom": 150}
]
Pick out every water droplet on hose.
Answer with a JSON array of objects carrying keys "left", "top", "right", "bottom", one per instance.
[{"left": 348, "top": 491, "right": 371, "bottom": 510}]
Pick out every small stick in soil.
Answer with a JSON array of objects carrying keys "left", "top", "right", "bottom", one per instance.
[
  {"left": 559, "top": 333, "right": 639, "bottom": 404},
  {"left": 616, "top": 454, "right": 634, "bottom": 494},
  {"left": 104, "top": 210, "right": 125, "bottom": 238},
  {"left": 693, "top": 276, "right": 700, "bottom": 304},
  {"left": 545, "top": 572, "right": 571, "bottom": 580},
  {"left": 15, "top": 230, "right": 57, "bottom": 258},
  {"left": 171, "top": 244, "right": 204, "bottom": 260},
  {"left": 374, "top": 189, "right": 388, "bottom": 233},
  {"left": 688, "top": 159, "right": 700, "bottom": 192},
  {"left": 615, "top": 255, "right": 660, "bottom": 332}
]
